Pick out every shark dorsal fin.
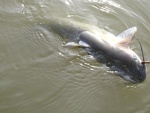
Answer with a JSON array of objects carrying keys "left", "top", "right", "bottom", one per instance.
[{"left": 116, "top": 27, "right": 137, "bottom": 47}]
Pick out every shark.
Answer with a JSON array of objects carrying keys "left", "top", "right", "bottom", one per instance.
[{"left": 43, "top": 17, "right": 149, "bottom": 83}]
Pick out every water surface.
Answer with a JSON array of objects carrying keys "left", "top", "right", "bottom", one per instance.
[{"left": 0, "top": 0, "right": 150, "bottom": 113}]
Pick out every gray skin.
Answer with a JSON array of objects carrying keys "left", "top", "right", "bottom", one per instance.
[{"left": 45, "top": 18, "right": 146, "bottom": 83}]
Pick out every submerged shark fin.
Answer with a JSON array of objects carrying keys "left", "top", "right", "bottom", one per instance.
[
  {"left": 116, "top": 27, "right": 137, "bottom": 46},
  {"left": 64, "top": 41, "right": 90, "bottom": 48}
]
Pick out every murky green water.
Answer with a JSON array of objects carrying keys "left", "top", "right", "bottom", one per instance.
[{"left": 0, "top": 0, "right": 150, "bottom": 113}]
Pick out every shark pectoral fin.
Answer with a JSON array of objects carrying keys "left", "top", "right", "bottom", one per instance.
[
  {"left": 79, "top": 41, "right": 90, "bottom": 47},
  {"left": 63, "top": 42, "right": 81, "bottom": 47},
  {"left": 116, "top": 27, "right": 137, "bottom": 46},
  {"left": 64, "top": 41, "right": 90, "bottom": 48}
]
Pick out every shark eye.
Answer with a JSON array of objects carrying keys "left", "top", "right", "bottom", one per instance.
[
  {"left": 133, "top": 55, "right": 139, "bottom": 63},
  {"left": 133, "top": 55, "right": 137, "bottom": 60}
]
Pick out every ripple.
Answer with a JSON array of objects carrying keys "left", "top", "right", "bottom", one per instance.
[
  {"left": 29, "top": 26, "right": 53, "bottom": 49},
  {"left": 1, "top": 0, "right": 150, "bottom": 113}
]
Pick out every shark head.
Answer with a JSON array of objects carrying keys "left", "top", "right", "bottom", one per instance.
[
  {"left": 116, "top": 27, "right": 149, "bottom": 83},
  {"left": 134, "top": 63, "right": 146, "bottom": 82},
  {"left": 129, "top": 52, "right": 146, "bottom": 83}
]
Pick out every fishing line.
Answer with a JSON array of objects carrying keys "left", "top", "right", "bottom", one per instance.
[
  {"left": 136, "top": 38, "right": 145, "bottom": 62},
  {"left": 136, "top": 37, "right": 150, "bottom": 64}
]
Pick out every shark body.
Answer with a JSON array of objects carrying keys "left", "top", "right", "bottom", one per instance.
[{"left": 45, "top": 18, "right": 146, "bottom": 83}]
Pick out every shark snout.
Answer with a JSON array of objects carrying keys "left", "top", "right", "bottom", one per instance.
[{"left": 131, "top": 64, "right": 146, "bottom": 83}]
